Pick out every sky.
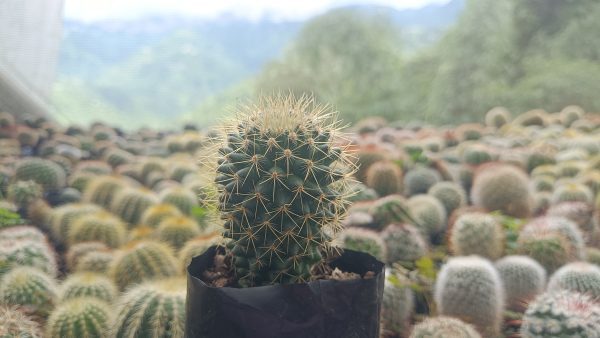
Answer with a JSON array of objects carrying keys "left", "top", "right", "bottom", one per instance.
[{"left": 65, "top": 0, "right": 451, "bottom": 22}]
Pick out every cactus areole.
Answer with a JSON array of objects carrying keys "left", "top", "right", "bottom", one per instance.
[{"left": 185, "top": 96, "right": 385, "bottom": 338}]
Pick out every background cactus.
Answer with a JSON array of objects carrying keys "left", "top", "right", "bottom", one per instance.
[
  {"left": 178, "top": 234, "right": 222, "bottom": 273},
  {"left": 428, "top": 181, "right": 466, "bottom": 215},
  {"left": 109, "top": 241, "right": 178, "bottom": 290},
  {"left": 46, "top": 298, "right": 111, "bottom": 338},
  {"left": 59, "top": 272, "right": 117, "bottom": 303},
  {"left": 214, "top": 96, "right": 354, "bottom": 287},
  {"left": 65, "top": 241, "right": 108, "bottom": 271},
  {"left": 155, "top": 216, "right": 201, "bottom": 250},
  {"left": 471, "top": 163, "right": 532, "bottom": 218},
  {"left": 68, "top": 211, "right": 127, "bottom": 248},
  {"left": 449, "top": 212, "right": 504, "bottom": 259},
  {"left": 551, "top": 182, "right": 594, "bottom": 204},
  {"left": 368, "top": 195, "right": 414, "bottom": 230},
  {"left": 521, "top": 290, "right": 600, "bottom": 338},
  {"left": 381, "top": 272, "right": 415, "bottom": 337},
  {"left": 82, "top": 176, "right": 127, "bottom": 209},
  {"left": 0, "top": 240, "right": 57, "bottom": 277},
  {"left": 407, "top": 194, "right": 447, "bottom": 237},
  {"left": 140, "top": 203, "right": 183, "bottom": 228},
  {"left": 365, "top": 160, "right": 402, "bottom": 197},
  {"left": 434, "top": 256, "right": 504, "bottom": 337},
  {"left": 381, "top": 223, "right": 427, "bottom": 263},
  {"left": 75, "top": 251, "right": 114, "bottom": 274},
  {"left": 110, "top": 187, "right": 158, "bottom": 225},
  {"left": 111, "top": 279, "right": 186, "bottom": 338},
  {"left": 50, "top": 203, "right": 103, "bottom": 243},
  {"left": 338, "top": 227, "right": 386, "bottom": 261},
  {"left": 159, "top": 186, "right": 199, "bottom": 216},
  {"left": 0, "top": 267, "right": 58, "bottom": 317},
  {"left": 14, "top": 158, "right": 66, "bottom": 192},
  {"left": 485, "top": 106, "right": 511, "bottom": 128},
  {"left": 354, "top": 149, "right": 388, "bottom": 183},
  {"left": 495, "top": 255, "right": 546, "bottom": 312},
  {"left": 547, "top": 262, "right": 600, "bottom": 297},
  {"left": 409, "top": 316, "right": 481, "bottom": 338},
  {"left": 0, "top": 306, "right": 42, "bottom": 338},
  {"left": 404, "top": 166, "right": 441, "bottom": 196},
  {"left": 7, "top": 180, "right": 42, "bottom": 211}
]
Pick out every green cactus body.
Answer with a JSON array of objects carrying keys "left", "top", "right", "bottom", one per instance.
[
  {"left": 557, "top": 161, "right": 586, "bottom": 178},
  {"left": 531, "top": 175, "right": 554, "bottom": 192},
  {"left": 551, "top": 183, "right": 594, "bottom": 205},
  {"left": 381, "top": 223, "right": 427, "bottom": 263},
  {"left": 471, "top": 164, "right": 532, "bottom": 218},
  {"left": 368, "top": 195, "right": 413, "bottom": 230},
  {"left": 178, "top": 235, "right": 222, "bottom": 273},
  {"left": 159, "top": 187, "right": 199, "bottom": 216},
  {"left": 547, "top": 262, "right": 600, "bottom": 298},
  {"left": 75, "top": 161, "right": 113, "bottom": 176},
  {"left": 109, "top": 241, "right": 178, "bottom": 290},
  {"left": 68, "top": 171, "right": 96, "bottom": 192},
  {"left": 75, "top": 251, "right": 114, "bottom": 274},
  {"left": 50, "top": 203, "right": 103, "bottom": 244},
  {"left": 485, "top": 106, "right": 511, "bottom": 128},
  {"left": 381, "top": 272, "right": 414, "bottom": 337},
  {"left": 14, "top": 158, "right": 66, "bottom": 192},
  {"left": 434, "top": 256, "right": 504, "bottom": 337},
  {"left": 168, "top": 163, "right": 197, "bottom": 182},
  {"left": 155, "top": 216, "right": 201, "bottom": 250},
  {"left": 495, "top": 255, "right": 547, "bottom": 312},
  {"left": 60, "top": 272, "right": 117, "bottom": 303},
  {"left": 338, "top": 227, "right": 386, "bottom": 261},
  {"left": 0, "top": 240, "right": 57, "bottom": 277},
  {"left": 214, "top": 96, "right": 353, "bottom": 287},
  {"left": 513, "top": 109, "right": 547, "bottom": 127},
  {"left": 0, "top": 306, "right": 42, "bottom": 338},
  {"left": 520, "top": 216, "right": 586, "bottom": 261},
  {"left": 111, "top": 188, "right": 158, "bottom": 226},
  {"left": 65, "top": 242, "right": 108, "bottom": 271},
  {"left": 354, "top": 149, "right": 388, "bottom": 183},
  {"left": 526, "top": 151, "right": 556, "bottom": 174},
  {"left": 521, "top": 290, "right": 600, "bottom": 338},
  {"left": 449, "top": 212, "right": 504, "bottom": 259},
  {"left": 82, "top": 176, "right": 128, "bottom": 209},
  {"left": 407, "top": 194, "right": 447, "bottom": 236},
  {"left": 365, "top": 161, "right": 402, "bottom": 197},
  {"left": 428, "top": 181, "right": 466, "bottom": 215},
  {"left": 68, "top": 211, "right": 127, "bottom": 249},
  {"left": 404, "top": 166, "right": 441, "bottom": 196},
  {"left": 7, "top": 180, "right": 42, "bottom": 210},
  {"left": 46, "top": 298, "right": 111, "bottom": 338},
  {"left": 111, "top": 279, "right": 185, "bottom": 338},
  {"left": 0, "top": 267, "right": 58, "bottom": 317},
  {"left": 140, "top": 158, "right": 166, "bottom": 184},
  {"left": 462, "top": 144, "right": 493, "bottom": 166},
  {"left": 140, "top": 203, "right": 183, "bottom": 228},
  {"left": 409, "top": 316, "right": 481, "bottom": 338},
  {"left": 104, "top": 148, "right": 134, "bottom": 168}
]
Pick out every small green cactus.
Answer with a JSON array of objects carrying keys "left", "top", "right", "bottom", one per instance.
[
  {"left": 59, "top": 272, "right": 117, "bottom": 303},
  {"left": 557, "top": 161, "right": 586, "bottom": 178},
  {"left": 551, "top": 182, "right": 594, "bottom": 205},
  {"left": 434, "top": 256, "right": 504, "bottom": 337},
  {"left": 109, "top": 241, "right": 178, "bottom": 290},
  {"left": 547, "top": 262, "right": 600, "bottom": 298},
  {"left": 409, "top": 316, "right": 481, "bottom": 338},
  {"left": 381, "top": 223, "right": 428, "bottom": 263},
  {"left": 449, "top": 212, "right": 504, "bottom": 259},
  {"left": 368, "top": 195, "right": 414, "bottom": 230},
  {"left": 110, "top": 187, "right": 158, "bottom": 225},
  {"left": 531, "top": 175, "right": 554, "bottom": 192},
  {"left": 513, "top": 109, "right": 547, "bottom": 127},
  {"left": 495, "top": 255, "right": 546, "bottom": 312},
  {"left": 104, "top": 148, "right": 135, "bottom": 168},
  {"left": 471, "top": 164, "right": 532, "bottom": 218},
  {"left": 155, "top": 216, "right": 201, "bottom": 250},
  {"left": 428, "top": 181, "right": 466, "bottom": 215},
  {"left": 111, "top": 279, "right": 186, "bottom": 338},
  {"left": 46, "top": 298, "right": 111, "bottom": 338},
  {"left": 354, "top": 149, "right": 388, "bottom": 183},
  {"left": 404, "top": 166, "right": 441, "bottom": 196},
  {"left": 0, "top": 267, "right": 58, "bottom": 317},
  {"left": 485, "top": 106, "right": 511, "bottom": 128},
  {"left": 0, "top": 306, "right": 42, "bottom": 338},
  {"left": 547, "top": 201, "right": 595, "bottom": 236},
  {"left": 346, "top": 181, "right": 378, "bottom": 202},
  {"left": 407, "top": 194, "right": 447, "bottom": 236},
  {"left": 140, "top": 203, "right": 183, "bottom": 228},
  {"left": 381, "top": 272, "right": 415, "bottom": 337},
  {"left": 520, "top": 216, "right": 586, "bottom": 262},
  {"left": 178, "top": 234, "right": 222, "bottom": 273},
  {"left": 82, "top": 176, "right": 127, "bottom": 209},
  {"left": 74, "top": 251, "right": 114, "bottom": 274},
  {"left": 525, "top": 150, "right": 556, "bottom": 174},
  {"left": 520, "top": 290, "right": 600, "bottom": 338},
  {"left": 7, "top": 180, "right": 42, "bottom": 210},
  {"left": 68, "top": 211, "right": 127, "bottom": 248},
  {"left": 159, "top": 186, "right": 199, "bottom": 216},
  {"left": 365, "top": 161, "right": 402, "bottom": 197},
  {"left": 338, "top": 227, "right": 386, "bottom": 261},
  {"left": 0, "top": 239, "right": 57, "bottom": 277},
  {"left": 14, "top": 158, "right": 66, "bottom": 192},
  {"left": 461, "top": 144, "right": 493, "bottom": 166},
  {"left": 65, "top": 241, "right": 108, "bottom": 271},
  {"left": 50, "top": 203, "right": 103, "bottom": 243}
]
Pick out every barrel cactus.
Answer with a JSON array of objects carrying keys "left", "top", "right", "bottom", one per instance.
[
  {"left": 14, "top": 158, "right": 66, "bottom": 192},
  {"left": 7, "top": 180, "right": 42, "bottom": 210},
  {"left": 82, "top": 175, "right": 128, "bottom": 209},
  {"left": 428, "top": 181, "right": 466, "bottom": 215},
  {"left": 65, "top": 241, "right": 108, "bottom": 271},
  {"left": 495, "top": 255, "right": 546, "bottom": 312},
  {"left": 547, "top": 262, "right": 600, "bottom": 298},
  {"left": 159, "top": 186, "right": 199, "bottom": 216},
  {"left": 354, "top": 149, "right": 388, "bottom": 183},
  {"left": 365, "top": 161, "right": 402, "bottom": 197},
  {"left": 485, "top": 106, "right": 511, "bottom": 128},
  {"left": 471, "top": 164, "right": 532, "bottom": 218},
  {"left": 0, "top": 267, "right": 58, "bottom": 317},
  {"left": 0, "top": 240, "right": 57, "bottom": 277},
  {"left": 368, "top": 195, "right": 414, "bottom": 230},
  {"left": 50, "top": 203, "right": 103, "bottom": 244},
  {"left": 140, "top": 203, "right": 183, "bottom": 228},
  {"left": 68, "top": 211, "right": 127, "bottom": 248},
  {"left": 449, "top": 212, "right": 504, "bottom": 260},
  {"left": 46, "top": 298, "right": 111, "bottom": 338},
  {"left": 404, "top": 166, "right": 441, "bottom": 196},
  {"left": 409, "top": 316, "right": 481, "bottom": 338},
  {"left": 59, "top": 272, "right": 117, "bottom": 303},
  {"left": 213, "top": 96, "right": 354, "bottom": 287},
  {"left": 521, "top": 290, "right": 600, "bottom": 337},
  {"left": 110, "top": 187, "right": 158, "bottom": 226},
  {"left": 407, "top": 194, "right": 447, "bottom": 236},
  {"left": 155, "top": 216, "right": 201, "bottom": 250},
  {"left": 434, "top": 256, "right": 504, "bottom": 337},
  {"left": 551, "top": 182, "right": 594, "bottom": 205},
  {"left": 75, "top": 251, "right": 114, "bottom": 274},
  {"left": 0, "top": 306, "right": 42, "bottom": 338},
  {"left": 0, "top": 225, "right": 46, "bottom": 242},
  {"left": 462, "top": 144, "right": 493, "bottom": 166},
  {"left": 111, "top": 279, "right": 186, "bottom": 338},
  {"left": 381, "top": 223, "right": 428, "bottom": 263},
  {"left": 381, "top": 272, "right": 415, "bottom": 337},
  {"left": 338, "top": 227, "right": 386, "bottom": 261}
]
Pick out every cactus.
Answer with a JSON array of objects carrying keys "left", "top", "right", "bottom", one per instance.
[
  {"left": 346, "top": 181, "right": 378, "bottom": 202},
  {"left": 551, "top": 182, "right": 594, "bottom": 204},
  {"left": 0, "top": 306, "right": 42, "bottom": 338},
  {"left": 407, "top": 194, "right": 447, "bottom": 236},
  {"left": 587, "top": 247, "right": 600, "bottom": 266},
  {"left": 60, "top": 272, "right": 117, "bottom": 303},
  {"left": 67, "top": 211, "right": 127, "bottom": 249},
  {"left": 110, "top": 187, "right": 158, "bottom": 225},
  {"left": 409, "top": 316, "right": 481, "bottom": 338},
  {"left": 547, "top": 201, "right": 595, "bottom": 235},
  {"left": 75, "top": 161, "right": 113, "bottom": 176},
  {"left": 111, "top": 278, "right": 185, "bottom": 338},
  {"left": 65, "top": 242, "right": 108, "bottom": 271},
  {"left": 531, "top": 175, "right": 554, "bottom": 192},
  {"left": 50, "top": 203, "right": 103, "bottom": 243},
  {"left": 485, "top": 106, "right": 511, "bottom": 128},
  {"left": 462, "top": 144, "right": 493, "bottom": 166},
  {"left": 159, "top": 186, "right": 199, "bottom": 215},
  {"left": 381, "top": 272, "right": 414, "bottom": 337},
  {"left": 449, "top": 212, "right": 504, "bottom": 260},
  {"left": 7, "top": 180, "right": 42, "bottom": 210},
  {"left": 338, "top": 227, "right": 386, "bottom": 261},
  {"left": 520, "top": 290, "right": 600, "bottom": 338},
  {"left": 495, "top": 255, "right": 546, "bottom": 312},
  {"left": 531, "top": 164, "right": 558, "bottom": 178},
  {"left": 560, "top": 105, "right": 585, "bottom": 126},
  {"left": 46, "top": 298, "right": 111, "bottom": 338},
  {"left": 140, "top": 203, "right": 183, "bottom": 228},
  {"left": 404, "top": 166, "right": 441, "bottom": 196},
  {"left": 104, "top": 148, "right": 135, "bottom": 168},
  {"left": 547, "top": 262, "right": 600, "bottom": 298},
  {"left": 213, "top": 95, "right": 354, "bottom": 287},
  {"left": 471, "top": 164, "right": 532, "bottom": 218},
  {"left": 68, "top": 171, "right": 96, "bottom": 192},
  {"left": 513, "top": 109, "right": 547, "bottom": 127},
  {"left": 14, "top": 158, "right": 66, "bottom": 192},
  {"left": 155, "top": 216, "right": 201, "bottom": 250},
  {"left": 365, "top": 161, "right": 402, "bottom": 197},
  {"left": 526, "top": 150, "right": 556, "bottom": 174},
  {"left": 168, "top": 163, "right": 198, "bottom": 182},
  {"left": 82, "top": 176, "right": 128, "bottom": 209},
  {"left": 428, "top": 181, "right": 466, "bottom": 215},
  {"left": 517, "top": 232, "right": 579, "bottom": 275},
  {"left": 521, "top": 217, "right": 586, "bottom": 260},
  {"left": 354, "top": 149, "right": 388, "bottom": 183},
  {"left": 557, "top": 160, "right": 586, "bottom": 178},
  {"left": 381, "top": 223, "right": 427, "bottom": 263},
  {"left": 368, "top": 195, "right": 414, "bottom": 230},
  {"left": 434, "top": 256, "right": 504, "bottom": 337},
  {"left": 0, "top": 267, "right": 58, "bottom": 317},
  {"left": 0, "top": 111, "right": 15, "bottom": 128},
  {"left": 75, "top": 251, "right": 114, "bottom": 274},
  {"left": 109, "top": 241, "right": 178, "bottom": 290},
  {"left": 178, "top": 234, "right": 222, "bottom": 273},
  {"left": 0, "top": 225, "right": 46, "bottom": 242},
  {"left": 0, "top": 240, "right": 57, "bottom": 277}
]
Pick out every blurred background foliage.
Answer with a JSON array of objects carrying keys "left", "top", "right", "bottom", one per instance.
[{"left": 53, "top": 0, "right": 600, "bottom": 128}]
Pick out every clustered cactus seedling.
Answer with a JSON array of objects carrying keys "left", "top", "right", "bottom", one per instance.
[
  {"left": 495, "top": 255, "right": 546, "bottom": 311},
  {"left": 213, "top": 96, "right": 354, "bottom": 287}
]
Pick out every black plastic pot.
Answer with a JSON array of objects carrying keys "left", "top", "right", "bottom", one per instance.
[{"left": 185, "top": 246, "right": 385, "bottom": 338}]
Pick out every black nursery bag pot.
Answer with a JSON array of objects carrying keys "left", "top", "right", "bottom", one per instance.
[{"left": 185, "top": 246, "right": 385, "bottom": 338}]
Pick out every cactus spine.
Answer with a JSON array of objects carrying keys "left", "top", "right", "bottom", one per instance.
[{"left": 495, "top": 255, "right": 546, "bottom": 312}]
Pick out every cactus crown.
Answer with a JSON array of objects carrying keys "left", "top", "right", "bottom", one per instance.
[{"left": 213, "top": 95, "right": 355, "bottom": 287}]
